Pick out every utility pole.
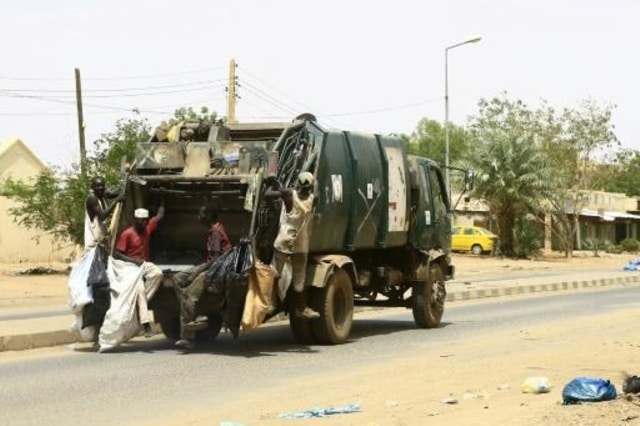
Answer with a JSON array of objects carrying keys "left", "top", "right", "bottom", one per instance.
[
  {"left": 74, "top": 67, "right": 86, "bottom": 175},
  {"left": 226, "top": 59, "right": 237, "bottom": 124}
]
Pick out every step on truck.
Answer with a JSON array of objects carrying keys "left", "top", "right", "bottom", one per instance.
[{"left": 113, "top": 114, "right": 470, "bottom": 345}]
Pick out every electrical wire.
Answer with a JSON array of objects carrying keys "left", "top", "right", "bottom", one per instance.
[{"left": 0, "top": 66, "right": 226, "bottom": 82}]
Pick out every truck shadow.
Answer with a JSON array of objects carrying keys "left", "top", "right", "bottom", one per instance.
[
  {"left": 348, "top": 318, "right": 453, "bottom": 341},
  {"left": 92, "top": 318, "right": 453, "bottom": 356}
]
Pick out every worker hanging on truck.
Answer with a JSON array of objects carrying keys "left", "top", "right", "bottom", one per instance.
[{"left": 266, "top": 171, "right": 320, "bottom": 320}]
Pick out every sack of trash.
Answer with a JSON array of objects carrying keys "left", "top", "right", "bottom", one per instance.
[
  {"left": 562, "top": 377, "right": 617, "bottom": 404},
  {"left": 521, "top": 376, "right": 551, "bottom": 394},
  {"left": 623, "top": 374, "right": 640, "bottom": 394}
]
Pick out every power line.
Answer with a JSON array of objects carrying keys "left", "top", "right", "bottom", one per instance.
[
  {"left": 0, "top": 66, "right": 226, "bottom": 82},
  {"left": 325, "top": 97, "right": 442, "bottom": 117},
  {"left": 0, "top": 90, "right": 171, "bottom": 114},
  {"left": 240, "top": 81, "right": 299, "bottom": 117},
  {"left": 0, "top": 78, "right": 227, "bottom": 94}
]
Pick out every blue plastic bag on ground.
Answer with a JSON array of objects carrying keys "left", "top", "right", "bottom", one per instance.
[{"left": 562, "top": 377, "right": 617, "bottom": 404}]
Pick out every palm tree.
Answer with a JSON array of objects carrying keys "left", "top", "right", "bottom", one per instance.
[{"left": 470, "top": 132, "right": 552, "bottom": 257}]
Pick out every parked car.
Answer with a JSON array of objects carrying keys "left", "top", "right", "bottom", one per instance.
[{"left": 451, "top": 226, "right": 498, "bottom": 255}]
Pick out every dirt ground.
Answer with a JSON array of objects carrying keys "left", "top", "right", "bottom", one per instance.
[{"left": 175, "top": 306, "right": 640, "bottom": 426}]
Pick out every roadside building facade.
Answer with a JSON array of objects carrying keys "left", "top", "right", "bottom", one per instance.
[{"left": 0, "top": 138, "right": 71, "bottom": 263}]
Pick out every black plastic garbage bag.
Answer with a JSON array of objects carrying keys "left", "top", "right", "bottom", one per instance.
[
  {"left": 205, "top": 249, "right": 235, "bottom": 295},
  {"left": 224, "top": 240, "right": 253, "bottom": 339},
  {"left": 82, "top": 286, "right": 110, "bottom": 329},
  {"left": 87, "top": 249, "right": 109, "bottom": 289},
  {"left": 562, "top": 377, "right": 617, "bottom": 404},
  {"left": 623, "top": 375, "right": 640, "bottom": 394},
  {"left": 204, "top": 239, "right": 253, "bottom": 338},
  {"left": 82, "top": 249, "right": 111, "bottom": 329}
]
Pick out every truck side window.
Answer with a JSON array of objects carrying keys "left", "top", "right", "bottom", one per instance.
[{"left": 429, "top": 168, "right": 448, "bottom": 223}]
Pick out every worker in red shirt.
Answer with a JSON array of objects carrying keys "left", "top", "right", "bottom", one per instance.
[
  {"left": 114, "top": 206, "right": 165, "bottom": 337},
  {"left": 206, "top": 209, "right": 232, "bottom": 262}
]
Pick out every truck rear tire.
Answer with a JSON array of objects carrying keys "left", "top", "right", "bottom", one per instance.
[
  {"left": 197, "top": 314, "right": 223, "bottom": 341},
  {"left": 289, "top": 315, "right": 317, "bottom": 344},
  {"left": 160, "top": 318, "right": 181, "bottom": 341},
  {"left": 160, "top": 314, "right": 223, "bottom": 341},
  {"left": 412, "top": 263, "right": 445, "bottom": 328},
  {"left": 311, "top": 268, "right": 354, "bottom": 344}
]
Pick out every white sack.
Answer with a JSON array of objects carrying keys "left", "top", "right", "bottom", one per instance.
[
  {"left": 67, "top": 247, "right": 96, "bottom": 314},
  {"left": 69, "top": 314, "right": 96, "bottom": 342},
  {"left": 98, "top": 257, "right": 144, "bottom": 352}
]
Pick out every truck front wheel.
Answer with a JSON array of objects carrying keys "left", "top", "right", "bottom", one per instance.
[
  {"left": 412, "top": 263, "right": 446, "bottom": 328},
  {"left": 311, "top": 268, "right": 354, "bottom": 344}
]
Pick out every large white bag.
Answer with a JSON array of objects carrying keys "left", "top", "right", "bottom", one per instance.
[
  {"left": 67, "top": 247, "right": 96, "bottom": 314},
  {"left": 98, "top": 257, "right": 144, "bottom": 352}
]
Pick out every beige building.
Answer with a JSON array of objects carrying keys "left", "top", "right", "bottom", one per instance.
[{"left": 0, "top": 138, "right": 72, "bottom": 263}]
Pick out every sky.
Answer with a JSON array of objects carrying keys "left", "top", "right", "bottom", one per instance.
[{"left": 1, "top": 0, "right": 638, "bottom": 168}]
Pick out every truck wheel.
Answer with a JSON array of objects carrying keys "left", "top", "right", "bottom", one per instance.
[
  {"left": 471, "top": 244, "right": 483, "bottom": 255},
  {"left": 196, "top": 314, "right": 223, "bottom": 341},
  {"left": 311, "top": 268, "right": 354, "bottom": 344},
  {"left": 159, "top": 318, "right": 181, "bottom": 341},
  {"left": 412, "top": 263, "right": 446, "bottom": 328},
  {"left": 289, "top": 315, "right": 317, "bottom": 344}
]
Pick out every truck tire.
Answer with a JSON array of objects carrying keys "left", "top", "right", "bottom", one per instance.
[
  {"left": 311, "top": 268, "right": 354, "bottom": 344},
  {"left": 289, "top": 315, "right": 317, "bottom": 344},
  {"left": 160, "top": 315, "right": 223, "bottom": 341},
  {"left": 412, "top": 263, "right": 445, "bottom": 328},
  {"left": 196, "top": 314, "right": 223, "bottom": 341},
  {"left": 159, "top": 318, "right": 181, "bottom": 341}
]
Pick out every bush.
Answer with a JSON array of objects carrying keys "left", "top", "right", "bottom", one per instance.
[{"left": 620, "top": 238, "right": 640, "bottom": 252}]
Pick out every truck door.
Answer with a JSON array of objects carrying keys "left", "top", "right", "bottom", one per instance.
[
  {"left": 413, "top": 161, "right": 451, "bottom": 251},
  {"left": 428, "top": 165, "right": 451, "bottom": 251}
]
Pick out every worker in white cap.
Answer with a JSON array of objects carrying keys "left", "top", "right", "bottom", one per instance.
[
  {"left": 114, "top": 204, "right": 165, "bottom": 337},
  {"left": 266, "top": 171, "right": 319, "bottom": 319}
]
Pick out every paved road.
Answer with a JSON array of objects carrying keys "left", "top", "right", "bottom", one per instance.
[{"left": 1, "top": 285, "right": 638, "bottom": 426}]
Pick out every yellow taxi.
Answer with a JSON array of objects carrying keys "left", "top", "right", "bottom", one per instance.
[{"left": 451, "top": 226, "right": 498, "bottom": 255}]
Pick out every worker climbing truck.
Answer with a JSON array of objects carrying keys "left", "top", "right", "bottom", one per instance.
[{"left": 113, "top": 114, "right": 471, "bottom": 345}]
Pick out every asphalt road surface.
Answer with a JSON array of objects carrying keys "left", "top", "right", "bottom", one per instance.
[{"left": 1, "top": 286, "right": 638, "bottom": 426}]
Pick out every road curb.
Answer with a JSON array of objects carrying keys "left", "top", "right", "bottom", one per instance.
[
  {"left": 446, "top": 274, "right": 640, "bottom": 302},
  {"left": 2, "top": 274, "right": 639, "bottom": 353},
  {"left": 0, "top": 329, "right": 76, "bottom": 352}
]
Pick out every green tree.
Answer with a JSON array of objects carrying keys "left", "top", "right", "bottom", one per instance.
[
  {"left": 3, "top": 106, "right": 219, "bottom": 247},
  {"left": 1, "top": 114, "right": 152, "bottom": 246},
  {"left": 406, "top": 118, "right": 469, "bottom": 166},
  {"left": 540, "top": 99, "right": 619, "bottom": 255},
  {"left": 594, "top": 148, "right": 640, "bottom": 196},
  {"left": 468, "top": 94, "right": 619, "bottom": 257},
  {"left": 468, "top": 95, "right": 553, "bottom": 257}
]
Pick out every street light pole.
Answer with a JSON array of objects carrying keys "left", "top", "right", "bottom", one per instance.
[{"left": 444, "top": 36, "right": 481, "bottom": 200}]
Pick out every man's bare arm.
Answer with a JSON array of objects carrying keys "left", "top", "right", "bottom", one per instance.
[{"left": 113, "top": 249, "right": 143, "bottom": 266}]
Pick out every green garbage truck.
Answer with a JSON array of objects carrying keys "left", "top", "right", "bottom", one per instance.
[{"left": 113, "top": 114, "right": 469, "bottom": 345}]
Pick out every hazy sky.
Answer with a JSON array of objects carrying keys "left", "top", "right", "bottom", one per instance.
[{"left": 1, "top": 0, "right": 638, "bottom": 167}]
